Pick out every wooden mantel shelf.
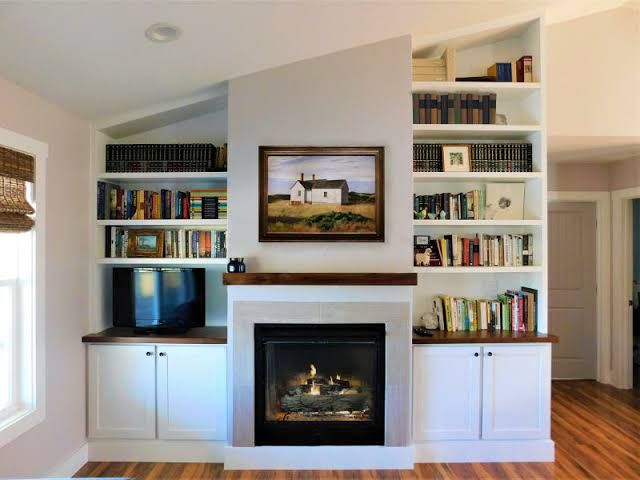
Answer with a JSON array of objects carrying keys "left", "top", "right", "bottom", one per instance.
[
  {"left": 222, "top": 272, "right": 418, "bottom": 286},
  {"left": 413, "top": 329, "right": 559, "bottom": 344},
  {"left": 82, "top": 327, "right": 227, "bottom": 344}
]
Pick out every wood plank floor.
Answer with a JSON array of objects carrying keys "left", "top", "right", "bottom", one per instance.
[{"left": 74, "top": 380, "right": 640, "bottom": 479}]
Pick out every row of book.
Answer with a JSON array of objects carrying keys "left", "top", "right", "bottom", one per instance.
[
  {"left": 432, "top": 287, "right": 538, "bottom": 332},
  {"left": 412, "top": 93, "right": 496, "bottom": 124},
  {"left": 414, "top": 234, "right": 534, "bottom": 267},
  {"left": 105, "top": 143, "right": 227, "bottom": 173},
  {"left": 105, "top": 228, "right": 226, "bottom": 259},
  {"left": 413, "top": 143, "right": 533, "bottom": 173},
  {"left": 414, "top": 190, "right": 485, "bottom": 221},
  {"left": 97, "top": 182, "right": 227, "bottom": 220},
  {"left": 455, "top": 56, "right": 534, "bottom": 83}
]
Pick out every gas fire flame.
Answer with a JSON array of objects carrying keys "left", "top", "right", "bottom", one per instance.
[
  {"left": 309, "top": 364, "right": 316, "bottom": 378},
  {"left": 336, "top": 374, "right": 341, "bottom": 380},
  {"left": 309, "top": 380, "right": 320, "bottom": 395}
]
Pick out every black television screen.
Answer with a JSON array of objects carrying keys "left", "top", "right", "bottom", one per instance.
[{"left": 112, "top": 267, "right": 205, "bottom": 332}]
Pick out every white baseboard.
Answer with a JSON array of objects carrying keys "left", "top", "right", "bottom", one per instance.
[
  {"left": 224, "top": 446, "right": 414, "bottom": 470},
  {"left": 47, "top": 443, "right": 89, "bottom": 477},
  {"left": 88, "top": 439, "right": 226, "bottom": 463},
  {"left": 414, "top": 439, "right": 555, "bottom": 463}
]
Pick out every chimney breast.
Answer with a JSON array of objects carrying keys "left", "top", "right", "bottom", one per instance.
[
  {"left": 312, "top": 174, "right": 316, "bottom": 181},
  {"left": 300, "top": 173, "right": 304, "bottom": 182}
]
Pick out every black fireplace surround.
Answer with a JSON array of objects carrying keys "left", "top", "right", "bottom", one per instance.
[{"left": 254, "top": 324, "right": 385, "bottom": 446}]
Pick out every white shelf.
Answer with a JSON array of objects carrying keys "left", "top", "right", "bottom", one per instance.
[
  {"left": 96, "top": 257, "right": 227, "bottom": 265},
  {"left": 414, "top": 266, "right": 543, "bottom": 274},
  {"left": 413, "top": 172, "right": 542, "bottom": 182},
  {"left": 413, "top": 219, "right": 542, "bottom": 227},
  {"left": 412, "top": 81, "right": 541, "bottom": 101},
  {"left": 413, "top": 124, "right": 541, "bottom": 139},
  {"left": 97, "top": 172, "right": 227, "bottom": 183},
  {"left": 96, "top": 219, "right": 227, "bottom": 227}
]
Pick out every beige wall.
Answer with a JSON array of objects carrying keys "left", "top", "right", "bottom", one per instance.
[
  {"left": 610, "top": 157, "right": 640, "bottom": 191},
  {"left": 548, "top": 162, "right": 611, "bottom": 191},
  {"left": 0, "top": 76, "right": 90, "bottom": 476}
]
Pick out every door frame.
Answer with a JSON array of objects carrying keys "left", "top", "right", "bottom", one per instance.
[
  {"left": 611, "top": 186, "right": 640, "bottom": 389},
  {"left": 548, "top": 191, "right": 611, "bottom": 384}
]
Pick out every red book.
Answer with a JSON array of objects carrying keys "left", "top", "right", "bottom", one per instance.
[{"left": 462, "top": 238, "right": 470, "bottom": 266}]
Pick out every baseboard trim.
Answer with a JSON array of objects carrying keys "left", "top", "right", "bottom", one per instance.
[
  {"left": 224, "top": 446, "right": 414, "bottom": 470},
  {"left": 88, "top": 439, "right": 226, "bottom": 462},
  {"left": 414, "top": 439, "right": 555, "bottom": 463},
  {"left": 47, "top": 443, "right": 89, "bottom": 477}
]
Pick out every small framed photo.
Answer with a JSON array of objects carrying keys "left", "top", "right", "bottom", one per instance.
[
  {"left": 127, "top": 229, "right": 164, "bottom": 258},
  {"left": 441, "top": 144, "right": 471, "bottom": 172},
  {"left": 414, "top": 235, "right": 430, "bottom": 246}
]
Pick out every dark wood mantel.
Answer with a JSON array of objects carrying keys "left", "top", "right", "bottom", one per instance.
[{"left": 222, "top": 272, "right": 418, "bottom": 286}]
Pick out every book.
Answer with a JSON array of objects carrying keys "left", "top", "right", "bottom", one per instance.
[{"left": 516, "top": 56, "right": 533, "bottom": 82}]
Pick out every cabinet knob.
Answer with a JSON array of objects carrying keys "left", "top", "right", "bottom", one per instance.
[
  {"left": 145, "top": 351, "right": 153, "bottom": 356},
  {"left": 474, "top": 352, "right": 479, "bottom": 357},
  {"left": 159, "top": 352, "right": 167, "bottom": 357},
  {"left": 487, "top": 352, "right": 493, "bottom": 357}
]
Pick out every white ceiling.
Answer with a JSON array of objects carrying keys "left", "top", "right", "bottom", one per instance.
[
  {"left": 548, "top": 136, "right": 640, "bottom": 163},
  {"left": 0, "top": 0, "right": 626, "bottom": 121}
]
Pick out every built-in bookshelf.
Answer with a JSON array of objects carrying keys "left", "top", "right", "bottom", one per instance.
[{"left": 410, "top": 15, "right": 547, "bottom": 333}]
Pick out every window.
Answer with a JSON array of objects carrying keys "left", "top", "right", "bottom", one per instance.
[
  {"left": 298, "top": 190, "right": 301, "bottom": 197},
  {"left": 323, "top": 191, "right": 328, "bottom": 198}
]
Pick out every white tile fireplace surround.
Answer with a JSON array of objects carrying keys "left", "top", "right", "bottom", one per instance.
[{"left": 225, "top": 283, "right": 414, "bottom": 470}]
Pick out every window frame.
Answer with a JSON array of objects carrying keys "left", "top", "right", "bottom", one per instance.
[{"left": 0, "top": 127, "right": 47, "bottom": 449}]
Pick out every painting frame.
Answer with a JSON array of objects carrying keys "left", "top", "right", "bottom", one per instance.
[
  {"left": 259, "top": 146, "right": 385, "bottom": 242},
  {"left": 441, "top": 144, "right": 471, "bottom": 172},
  {"left": 127, "top": 229, "right": 165, "bottom": 258}
]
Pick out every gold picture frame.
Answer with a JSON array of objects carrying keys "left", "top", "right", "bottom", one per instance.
[{"left": 127, "top": 229, "right": 164, "bottom": 258}]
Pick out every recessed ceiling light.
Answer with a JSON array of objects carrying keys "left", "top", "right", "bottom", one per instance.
[{"left": 145, "top": 23, "right": 181, "bottom": 43}]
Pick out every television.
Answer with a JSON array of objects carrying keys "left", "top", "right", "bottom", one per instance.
[{"left": 112, "top": 267, "right": 205, "bottom": 333}]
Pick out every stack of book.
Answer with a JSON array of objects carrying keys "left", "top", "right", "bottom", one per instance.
[
  {"left": 432, "top": 287, "right": 538, "bottom": 332},
  {"left": 414, "top": 190, "right": 485, "bottom": 220},
  {"left": 105, "top": 228, "right": 226, "bottom": 259},
  {"left": 414, "top": 233, "right": 534, "bottom": 267},
  {"left": 413, "top": 143, "right": 533, "bottom": 173},
  {"left": 97, "top": 182, "right": 227, "bottom": 220},
  {"left": 487, "top": 56, "right": 533, "bottom": 82},
  {"left": 105, "top": 142, "right": 227, "bottom": 173},
  {"left": 412, "top": 93, "right": 496, "bottom": 124},
  {"left": 412, "top": 48, "right": 455, "bottom": 81}
]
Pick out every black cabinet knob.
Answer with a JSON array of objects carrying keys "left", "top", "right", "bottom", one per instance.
[
  {"left": 487, "top": 352, "right": 493, "bottom": 357},
  {"left": 159, "top": 352, "right": 167, "bottom": 357},
  {"left": 474, "top": 352, "right": 479, "bottom": 357},
  {"left": 146, "top": 352, "right": 153, "bottom": 356}
]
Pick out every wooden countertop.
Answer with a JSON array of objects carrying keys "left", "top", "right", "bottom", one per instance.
[
  {"left": 413, "top": 329, "right": 558, "bottom": 344},
  {"left": 82, "top": 326, "right": 227, "bottom": 344},
  {"left": 222, "top": 272, "right": 418, "bottom": 286}
]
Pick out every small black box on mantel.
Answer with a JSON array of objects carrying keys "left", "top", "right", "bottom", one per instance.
[{"left": 202, "top": 196, "right": 219, "bottom": 219}]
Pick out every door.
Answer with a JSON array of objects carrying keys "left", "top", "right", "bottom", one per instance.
[
  {"left": 413, "top": 346, "right": 481, "bottom": 441},
  {"left": 548, "top": 202, "right": 597, "bottom": 378},
  {"left": 157, "top": 345, "right": 227, "bottom": 440},
  {"left": 481, "top": 345, "right": 551, "bottom": 440},
  {"left": 88, "top": 344, "right": 157, "bottom": 439}
]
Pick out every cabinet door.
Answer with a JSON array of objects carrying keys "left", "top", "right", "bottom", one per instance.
[
  {"left": 413, "top": 346, "right": 481, "bottom": 441},
  {"left": 88, "top": 344, "right": 157, "bottom": 439},
  {"left": 157, "top": 345, "right": 227, "bottom": 440},
  {"left": 482, "top": 344, "right": 551, "bottom": 440}
]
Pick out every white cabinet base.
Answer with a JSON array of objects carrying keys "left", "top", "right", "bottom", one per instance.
[
  {"left": 414, "top": 439, "right": 555, "bottom": 463},
  {"left": 88, "top": 439, "right": 227, "bottom": 463}
]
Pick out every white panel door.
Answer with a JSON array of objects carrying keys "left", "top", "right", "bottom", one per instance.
[
  {"left": 413, "top": 346, "right": 481, "bottom": 441},
  {"left": 88, "top": 344, "right": 157, "bottom": 439},
  {"left": 157, "top": 345, "right": 227, "bottom": 440},
  {"left": 548, "top": 202, "right": 597, "bottom": 379},
  {"left": 481, "top": 345, "right": 551, "bottom": 440}
]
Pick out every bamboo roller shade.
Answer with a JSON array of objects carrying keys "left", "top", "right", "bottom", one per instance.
[{"left": 0, "top": 145, "right": 35, "bottom": 232}]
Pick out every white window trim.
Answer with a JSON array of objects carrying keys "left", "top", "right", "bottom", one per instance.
[{"left": 0, "top": 127, "right": 47, "bottom": 449}]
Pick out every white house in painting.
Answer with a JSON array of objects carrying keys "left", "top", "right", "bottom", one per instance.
[{"left": 290, "top": 173, "right": 349, "bottom": 205}]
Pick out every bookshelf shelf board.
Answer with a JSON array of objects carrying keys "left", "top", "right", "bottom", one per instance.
[
  {"left": 412, "top": 172, "right": 542, "bottom": 182},
  {"left": 413, "top": 266, "right": 543, "bottom": 274},
  {"left": 412, "top": 81, "right": 541, "bottom": 100},
  {"left": 413, "top": 219, "right": 542, "bottom": 227},
  {"left": 413, "top": 124, "right": 541, "bottom": 139},
  {"left": 96, "top": 257, "right": 227, "bottom": 265},
  {"left": 96, "top": 219, "right": 227, "bottom": 227},
  {"left": 97, "top": 172, "right": 227, "bottom": 183}
]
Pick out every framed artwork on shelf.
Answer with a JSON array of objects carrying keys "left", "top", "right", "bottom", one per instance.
[
  {"left": 484, "top": 183, "right": 525, "bottom": 220},
  {"left": 127, "top": 229, "right": 165, "bottom": 257},
  {"left": 441, "top": 144, "right": 471, "bottom": 172},
  {"left": 258, "top": 146, "right": 385, "bottom": 242}
]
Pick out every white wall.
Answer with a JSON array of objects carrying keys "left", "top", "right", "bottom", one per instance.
[
  {"left": 0, "top": 76, "right": 90, "bottom": 477},
  {"left": 228, "top": 36, "right": 412, "bottom": 272}
]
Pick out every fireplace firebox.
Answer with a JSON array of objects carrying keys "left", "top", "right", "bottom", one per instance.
[{"left": 254, "top": 324, "right": 385, "bottom": 446}]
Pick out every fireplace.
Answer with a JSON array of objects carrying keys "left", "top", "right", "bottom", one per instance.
[{"left": 254, "top": 324, "right": 385, "bottom": 446}]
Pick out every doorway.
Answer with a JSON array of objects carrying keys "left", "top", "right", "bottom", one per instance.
[
  {"left": 632, "top": 200, "right": 640, "bottom": 387},
  {"left": 548, "top": 202, "right": 597, "bottom": 379}
]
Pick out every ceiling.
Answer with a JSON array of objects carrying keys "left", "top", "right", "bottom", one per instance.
[
  {"left": 0, "top": 0, "right": 627, "bottom": 122},
  {"left": 548, "top": 136, "right": 640, "bottom": 163}
]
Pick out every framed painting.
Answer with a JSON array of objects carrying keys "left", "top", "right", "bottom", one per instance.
[
  {"left": 441, "top": 144, "right": 471, "bottom": 172},
  {"left": 259, "top": 146, "right": 385, "bottom": 242},
  {"left": 127, "top": 229, "right": 164, "bottom": 257}
]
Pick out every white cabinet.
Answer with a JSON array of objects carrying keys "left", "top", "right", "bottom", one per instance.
[
  {"left": 157, "top": 345, "right": 227, "bottom": 440},
  {"left": 413, "top": 344, "right": 551, "bottom": 442},
  {"left": 481, "top": 345, "right": 551, "bottom": 440},
  {"left": 88, "top": 344, "right": 157, "bottom": 439},
  {"left": 413, "top": 346, "right": 481, "bottom": 440},
  {"left": 88, "top": 343, "right": 227, "bottom": 441}
]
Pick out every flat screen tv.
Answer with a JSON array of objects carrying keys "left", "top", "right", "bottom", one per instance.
[{"left": 112, "top": 267, "right": 205, "bottom": 333}]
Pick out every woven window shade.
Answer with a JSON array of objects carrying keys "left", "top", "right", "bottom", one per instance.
[{"left": 0, "top": 145, "right": 35, "bottom": 232}]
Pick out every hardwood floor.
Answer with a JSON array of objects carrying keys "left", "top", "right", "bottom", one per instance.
[{"left": 74, "top": 380, "right": 640, "bottom": 479}]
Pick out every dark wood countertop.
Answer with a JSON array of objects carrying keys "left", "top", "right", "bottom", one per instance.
[
  {"left": 222, "top": 272, "right": 418, "bottom": 286},
  {"left": 82, "top": 326, "right": 227, "bottom": 344},
  {"left": 413, "top": 330, "right": 558, "bottom": 344}
]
